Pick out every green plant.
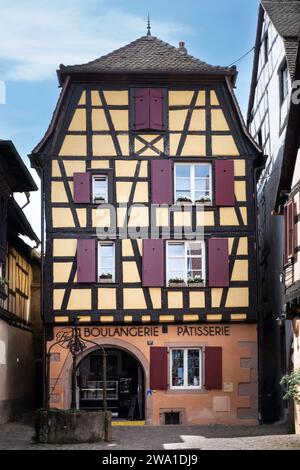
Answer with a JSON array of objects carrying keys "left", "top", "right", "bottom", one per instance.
[
  {"left": 188, "top": 276, "right": 204, "bottom": 284},
  {"left": 280, "top": 368, "right": 300, "bottom": 405},
  {"left": 176, "top": 196, "right": 192, "bottom": 203},
  {"left": 0, "top": 277, "right": 8, "bottom": 287},
  {"left": 99, "top": 273, "right": 112, "bottom": 279},
  {"left": 195, "top": 196, "right": 211, "bottom": 204},
  {"left": 169, "top": 277, "right": 185, "bottom": 284},
  {"left": 94, "top": 194, "right": 105, "bottom": 202}
]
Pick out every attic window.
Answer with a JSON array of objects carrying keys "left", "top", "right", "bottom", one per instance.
[{"left": 279, "top": 62, "right": 289, "bottom": 104}]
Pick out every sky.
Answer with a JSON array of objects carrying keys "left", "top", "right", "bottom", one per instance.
[{"left": 0, "top": 0, "right": 260, "bottom": 239}]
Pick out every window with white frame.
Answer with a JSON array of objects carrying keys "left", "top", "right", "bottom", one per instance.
[
  {"left": 170, "top": 348, "right": 202, "bottom": 389},
  {"left": 97, "top": 242, "right": 115, "bottom": 282},
  {"left": 92, "top": 175, "right": 108, "bottom": 203},
  {"left": 166, "top": 241, "right": 205, "bottom": 284},
  {"left": 174, "top": 163, "right": 212, "bottom": 204}
]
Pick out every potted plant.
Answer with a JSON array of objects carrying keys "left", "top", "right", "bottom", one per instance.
[
  {"left": 0, "top": 277, "right": 8, "bottom": 288},
  {"left": 187, "top": 276, "right": 204, "bottom": 287},
  {"left": 280, "top": 368, "right": 300, "bottom": 406},
  {"left": 0, "top": 277, "right": 8, "bottom": 300},
  {"left": 93, "top": 194, "right": 106, "bottom": 204},
  {"left": 195, "top": 196, "right": 211, "bottom": 205},
  {"left": 176, "top": 196, "right": 193, "bottom": 205},
  {"left": 99, "top": 273, "right": 113, "bottom": 283},
  {"left": 168, "top": 277, "right": 186, "bottom": 288}
]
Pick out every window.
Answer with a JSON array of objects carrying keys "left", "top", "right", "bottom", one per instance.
[
  {"left": 97, "top": 242, "right": 115, "bottom": 282},
  {"left": 166, "top": 241, "right": 205, "bottom": 284},
  {"left": 92, "top": 175, "right": 108, "bottom": 203},
  {"left": 263, "top": 31, "right": 269, "bottom": 64},
  {"left": 175, "top": 163, "right": 212, "bottom": 204},
  {"left": 170, "top": 348, "right": 202, "bottom": 389},
  {"left": 280, "top": 62, "right": 289, "bottom": 104}
]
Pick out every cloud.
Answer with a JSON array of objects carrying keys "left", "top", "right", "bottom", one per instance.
[{"left": 0, "top": 0, "right": 190, "bottom": 81}]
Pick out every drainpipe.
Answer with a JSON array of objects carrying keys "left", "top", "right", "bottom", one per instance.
[{"left": 254, "top": 161, "right": 267, "bottom": 423}]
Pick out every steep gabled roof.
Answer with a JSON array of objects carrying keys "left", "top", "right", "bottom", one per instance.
[
  {"left": 0, "top": 140, "right": 38, "bottom": 192},
  {"left": 248, "top": 1, "right": 300, "bottom": 126},
  {"left": 58, "top": 35, "right": 236, "bottom": 84}
]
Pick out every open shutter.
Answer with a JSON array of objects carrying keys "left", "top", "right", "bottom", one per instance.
[
  {"left": 215, "top": 160, "right": 235, "bottom": 206},
  {"left": 150, "top": 88, "right": 164, "bottom": 130},
  {"left": 77, "top": 239, "right": 96, "bottom": 283},
  {"left": 150, "top": 347, "right": 168, "bottom": 390},
  {"left": 205, "top": 347, "right": 222, "bottom": 390},
  {"left": 151, "top": 160, "right": 173, "bottom": 205},
  {"left": 142, "top": 239, "right": 165, "bottom": 287},
  {"left": 73, "top": 172, "right": 90, "bottom": 203},
  {"left": 285, "top": 199, "right": 295, "bottom": 261},
  {"left": 134, "top": 88, "right": 149, "bottom": 130},
  {"left": 208, "top": 238, "right": 229, "bottom": 287}
]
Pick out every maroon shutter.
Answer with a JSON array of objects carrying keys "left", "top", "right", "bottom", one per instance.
[
  {"left": 151, "top": 160, "right": 173, "bottom": 205},
  {"left": 215, "top": 160, "right": 235, "bottom": 206},
  {"left": 142, "top": 239, "right": 165, "bottom": 287},
  {"left": 150, "top": 88, "right": 164, "bottom": 130},
  {"left": 134, "top": 88, "right": 149, "bottom": 129},
  {"left": 150, "top": 347, "right": 168, "bottom": 390},
  {"left": 205, "top": 347, "right": 222, "bottom": 390},
  {"left": 73, "top": 172, "right": 90, "bottom": 203},
  {"left": 77, "top": 239, "right": 96, "bottom": 283},
  {"left": 208, "top": 238, "right": 229, "bottom": 287}
]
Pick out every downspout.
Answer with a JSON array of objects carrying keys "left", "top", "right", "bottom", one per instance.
[
  {"left": 40, "top": 168, "right": 46, "bottom": 408},
  {"left": 254, "top": 161, "right": 267, "bottom": 423}
]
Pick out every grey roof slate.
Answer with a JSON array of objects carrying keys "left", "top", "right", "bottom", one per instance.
[
  {"left": 58, "top": 35, "right": 236, "bottom": 78},
  {"left": 262, "top": 1, "right": 300, "bottom": 79}
]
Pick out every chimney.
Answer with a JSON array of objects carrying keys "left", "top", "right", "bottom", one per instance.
[{"left": 178, "top": 41, "right": 187, "bottom": 54}]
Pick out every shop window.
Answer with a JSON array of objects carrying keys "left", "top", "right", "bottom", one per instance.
[
  {"left": 166, "top": 241, "right": 205, "bottom": 285},
  {"left": 174, "top": 163, "right": 212, "bottom": 204},
  {"left": 97, "top": 242, "right": 115, "bottom": 283},
  {"left": 170, "top": 348, "right": 202, "bottom": 389}
]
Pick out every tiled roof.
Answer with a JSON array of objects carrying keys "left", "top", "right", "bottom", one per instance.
[
  {"left": 262, "top": 1, "right": 300, "bottom": 79},
  {"left": 58, "top": 35, "right": 236, "bottom": 79}
]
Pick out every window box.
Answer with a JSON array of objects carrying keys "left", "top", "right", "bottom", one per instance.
[
  {"left": 176, "top": 197, "right": 193, "bottom": 206},
  {"left": 195, "top": 197, "right": 212, "bottom": 206},
  {"left": 187, "top": 282, "right": 204, "bottom": 288},
  {"left": 93, "top": 196, "right": 106, "bottom": 205},
  {"left": 187, "top": 276, "right": 204, "bottom": 288},
  {"left": 99, "top": 274, "right": 113, "bottom": 283},
  {"left": 169, "top": 281, "right": 186, "bottom": 288}
]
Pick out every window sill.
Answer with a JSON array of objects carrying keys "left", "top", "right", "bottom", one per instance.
[
  {"left": 167, "top": 388, "right": 206, "bottom": 395},
  {"left": 98, "top": 279, "right": 115, "bottom": 284},
  {"left": 168, "top": 283, "right": 206, "bottom": 289}
]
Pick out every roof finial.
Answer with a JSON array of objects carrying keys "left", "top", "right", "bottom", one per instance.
[{"left": 147, "top": 13, "right": 151, "bottom": 36}]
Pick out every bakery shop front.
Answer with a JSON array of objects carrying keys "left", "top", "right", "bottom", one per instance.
[{"left": 48, "top": 323, "right": 258, "bottom": 425}]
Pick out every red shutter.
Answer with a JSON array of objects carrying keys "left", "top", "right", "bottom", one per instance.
[
  {"left": 134, "top": 88, "right": 150, "bottom": 130},
  {"left": 150, "top": 347, "right": 168, "bottom": 390},
  {"left": 73, "top": 173, "right": 90, "bottom": 203},
  {"left": 215, "top": 160, "right": 235, "bottom": 206},
  {"left": 205, "top": 347, "right": 222, "bottom": 390},
  {"left": 285, "top": 199, "right": 295, "bottom": 260},
  {"left": 208, "top": 238, "right": 229, "bottom": 287},
  {"left": 151, "top": 160, "right": 173, "bottom": 205},
  {"left": 77, "top": 239, "right": 96, "bottom": 283},
  {"left": 150, "top": 88, "right": 164, "bottom": 130},
  {"left": 142, "top": 239, "right": 165, "bottom": 287}
]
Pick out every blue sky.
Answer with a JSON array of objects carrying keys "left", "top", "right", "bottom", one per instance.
[{"left": 0, "top": 0, "right": 260, "bottom": 236}]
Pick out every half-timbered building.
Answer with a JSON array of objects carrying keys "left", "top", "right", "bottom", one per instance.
[
  {"left": 0, "top": 140, "right": 41, "bottom": 423},
  {"left": 31, "top": 32, "right": 261, "bottom": 425}
]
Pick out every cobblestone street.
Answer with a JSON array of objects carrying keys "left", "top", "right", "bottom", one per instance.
[{"left": 0, "top": 416, "right": 299, "bottom": 450}]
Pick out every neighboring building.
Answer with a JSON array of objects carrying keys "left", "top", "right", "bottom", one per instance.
[
  {"left": 0, "top": 140, "right": 41, "bottom": 424},
  {"left": 31, "top": 32, "right": 261, "bottom": 425},
  {"left": 247, "top": 0, "right": 300, "bottom": 422},
  {"left": 274, "top": 35, "right": 300, "bottom": 433}
]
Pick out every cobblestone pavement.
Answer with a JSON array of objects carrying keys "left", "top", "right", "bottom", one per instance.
[{"left": 0, "top": 416, "right": 299, "bottom": 450}]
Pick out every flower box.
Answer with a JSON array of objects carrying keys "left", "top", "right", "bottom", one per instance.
[
  {"left": 187, "top": 282, "right": 205, "bottom": 288},
  {"left": 169, "top": 282, "right": 186, "bottom": 288}
]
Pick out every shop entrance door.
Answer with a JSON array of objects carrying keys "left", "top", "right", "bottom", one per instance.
[{"left": 78, "top": 348, "right": 145, "bottom": 420}]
